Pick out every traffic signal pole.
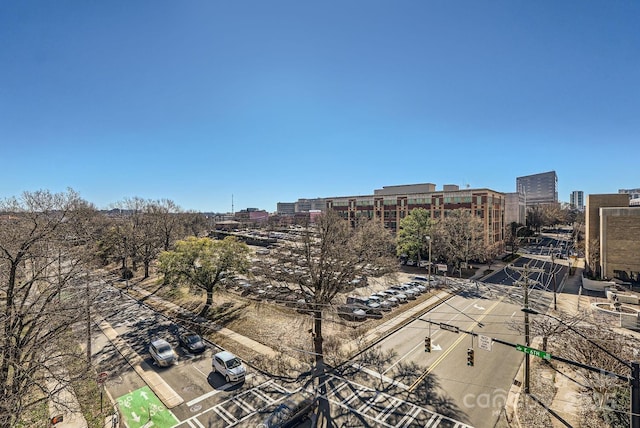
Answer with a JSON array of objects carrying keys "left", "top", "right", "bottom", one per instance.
[{"left": 420, "top": 318, "right": 639, "bottom": 427}]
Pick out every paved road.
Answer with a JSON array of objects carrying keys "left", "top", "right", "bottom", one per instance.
[
  {"left": 91, "top": 284, "right": 473, "bottom": 427},
  {"left": 355, "top": 285, "right": 530, "bottom": 427}
]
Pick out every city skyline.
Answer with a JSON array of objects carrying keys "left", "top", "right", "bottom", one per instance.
[{"left": 1, "top": 1, "right": 639, "bottom": 213}]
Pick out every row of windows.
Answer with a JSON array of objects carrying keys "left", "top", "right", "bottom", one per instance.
[{"left": 331, "top": 197, "right": 503, "bottom": 208}]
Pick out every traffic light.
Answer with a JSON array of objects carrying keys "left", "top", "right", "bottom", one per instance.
[
  {"left": 467, "top": 348, "right": 474, "bottom": 366},
  {"left": 425, "top": 336, "right": 431, "bottom": 353},
  {"left": 51, "top": 415, "right": 64, "bottom": 425}
]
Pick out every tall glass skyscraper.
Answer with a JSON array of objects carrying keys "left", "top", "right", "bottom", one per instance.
[{"left": 516, "top": 171, "right": 558, "bottom": 206}]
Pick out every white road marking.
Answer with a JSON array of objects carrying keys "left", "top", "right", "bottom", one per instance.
[{"left": 352, "top": 363, "right": 410, "bottom": 390}]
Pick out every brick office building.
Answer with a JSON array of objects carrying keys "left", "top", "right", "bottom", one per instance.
[{"left": 324, "top": 183, "right": 506, "bottom": 246}]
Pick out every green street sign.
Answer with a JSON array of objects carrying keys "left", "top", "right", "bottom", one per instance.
[
  {"left": 116, "top": 386, "right": 179, "bottom": 428},
  {"left": 516, "top": 344, "right": 551, "bottom": 361}
]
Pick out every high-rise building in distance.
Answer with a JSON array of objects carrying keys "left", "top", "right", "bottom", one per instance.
[
  {"left": 570, "top": 190, "right": 584, "bottom": 211},
  {"left": 516, "top": 171, "right": 558, "bottom": 206}
]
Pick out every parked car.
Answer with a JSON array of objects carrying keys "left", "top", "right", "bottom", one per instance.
[
  {"left": 337, "top": 304, "right": 367, "bottom": 321},
  {"left": 346, "top": 296, "right": 381, "bottom": 311},
  {"left": 399, "top": 282, "right": 423, "bottom": 295},
  {"left": 149, "top": 338, "right": 177, "bottom": 367},
  {"left": 261, "top": 390, "right": 315, "bottom": 428},
  {"left": 384, "top": 289, "right": 408, "bottom": 303},
  {"left": 178, "top": 332, "right": 206, "bottom": 354},
  {"left": 390, "top": 284, "right": 417, "bottom": 299},
  {"left": 212, "top": 351, "right": 246, "bottom": 383},
  {"left": 408, "top": 282, "right": 427, "bottom": 293},
  {"left": 367, "top": 295, "right": 393, "bottom": 311},
  {"left": 372, "top": 291, "right": 399, "bottom": 306}
]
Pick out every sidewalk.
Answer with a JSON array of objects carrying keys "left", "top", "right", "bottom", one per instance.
[
  {"left": 504, "top": 260, "right": 589, "bottom": 428},
  {"left": 46, "top": 367, "right": 88, "bottom": 428}
]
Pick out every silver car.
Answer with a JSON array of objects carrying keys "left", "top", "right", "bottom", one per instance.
[
  {"left": 149, "top": 338, "right": 177, "bottom": 367},
  {"left": 390, "top": 284, "right": 417, "bottom": 299},
  {"left": 367, "top": 295, "right": 393, "bottom": 311},
  {"left": 385, "top": 288, "right": 408, "bottom": 303},
  {"left": 212, "top": 351, "right": 247, "bottom": 383}
]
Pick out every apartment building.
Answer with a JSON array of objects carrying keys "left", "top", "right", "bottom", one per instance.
[
  {"left": 323, "top": 183, "right": 505, "bottom": 245},
  {"left": 619, "top": 188, "right": 640, "bottom": 207},
  {"left": 570, "top": 190, "right": 585, "bottom": 211}
]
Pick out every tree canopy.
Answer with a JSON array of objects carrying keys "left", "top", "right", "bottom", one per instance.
[{"left": 158, "top": 236, "right": 250, "bottom": 316}]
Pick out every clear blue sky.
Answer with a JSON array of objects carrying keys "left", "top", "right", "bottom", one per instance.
[{"left": 1, "top": 1, "right": 638, "bottom": 213}]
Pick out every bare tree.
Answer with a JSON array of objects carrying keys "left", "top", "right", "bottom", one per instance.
[
  {"left": 587, "top": 236, "right": 601, "bottom": 278},
  {"left": 508, "top": 310, "right": 587, "bottom": 352},
  {"left": 258, "top": 210, "right": 397, "bottom": 426},
  {"left": 181, "top": 210, "right": 209, "bottom": 238},
  {"left": 432, "top": 210, "right": 484, "bottom": 276},
  {"left": 148, "top": 199, "right": 182, "bottom": 251},
  {"left": 554, "top": 324, "right": 638, "bottom": 427},
  {"left": 0, "top": 189, "right": 99, "bottom": 428}
]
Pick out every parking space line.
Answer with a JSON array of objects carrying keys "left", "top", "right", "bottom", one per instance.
[
  {"left": 185, "top": 389, "right": 222, "bottom": 407},
  {"left": 185, "top": 374, "right": 255, "bottom": 407}
]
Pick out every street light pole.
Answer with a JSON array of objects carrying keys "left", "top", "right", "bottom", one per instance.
[{"left": 426, "top": 236, "right": 432, "bottom": 289}]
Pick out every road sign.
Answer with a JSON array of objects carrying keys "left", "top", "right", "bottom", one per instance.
[
  {"left": 437, "top": 264, "right": 448, "bottom": 272},
  {"left": 439, "top": 323, "right": 459, "bottom": 333},
  {"left": 97, "top": 371, "right": 108, "bottom": 384},
  {"left": 478, "top": 335, "right": 492, "bottom": 351},
  {"left": 516, "top": 344, "right": 551, "bottom": 360}
]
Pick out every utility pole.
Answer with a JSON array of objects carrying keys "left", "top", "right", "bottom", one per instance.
[
  {"left": 632, "top": 361, "right": 640, "bottom": 428},
  {"left": 551, "top": 251, "right": 557, "bottom": 311},
  {"left": 510, "top": 262, "right": 544, "bottom": 394},
  {"left": 86, "top": 271, "right": 92, "bottom": 367}
]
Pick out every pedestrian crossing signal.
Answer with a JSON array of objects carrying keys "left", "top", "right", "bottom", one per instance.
[
  {"left": 467, "top": 348, "right": 474, "bottom": 366},
  {"left": 425, "top": 336, "right": 431, "bottom": 353}
]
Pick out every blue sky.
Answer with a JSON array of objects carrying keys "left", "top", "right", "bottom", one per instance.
[{"left": 1, "top": 1, "right": 638, "bottom": 213}]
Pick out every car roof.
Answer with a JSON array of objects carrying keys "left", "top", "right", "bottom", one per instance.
[{"left": 214, "top": 350, "right": 239, "bottom": 362}]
